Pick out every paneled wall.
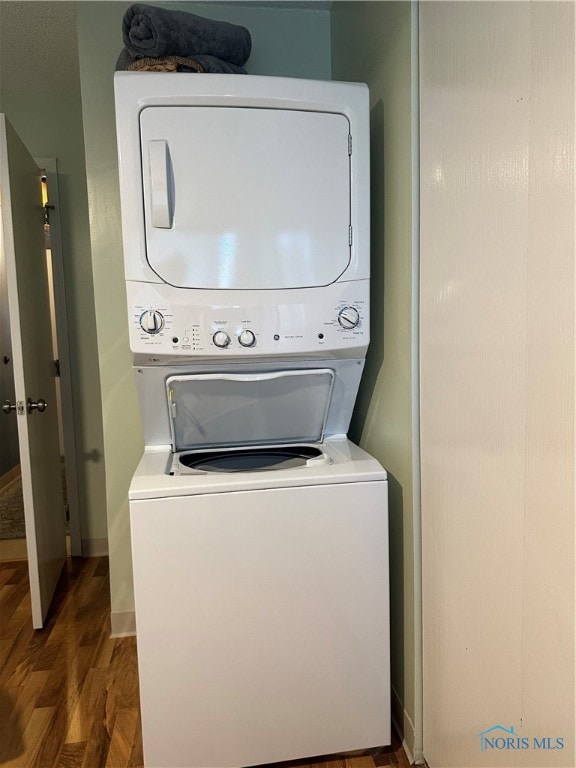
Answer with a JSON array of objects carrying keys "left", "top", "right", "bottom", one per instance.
[{"left": 420, "top": 2, "right": 575, "bottom": 766}]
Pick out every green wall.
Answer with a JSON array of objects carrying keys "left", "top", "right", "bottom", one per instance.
[
  {"left": 331, "top": 1, "right": 416, "bottom": 755},
  {"left": 75, "top": 1, "right": 332, "bottom": 625},
  {"left": 0, "top": 90, "right": 107, "bottom": 544}
]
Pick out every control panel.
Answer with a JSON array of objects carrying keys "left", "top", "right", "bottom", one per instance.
[{"left": 127, "top": 281, "right": 370, "bottom": 364}]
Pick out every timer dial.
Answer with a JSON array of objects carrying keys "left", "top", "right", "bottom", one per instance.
[
  {"left": 238, "top": 329, "right": 256, "bottom": 347},
  {"left": 140, "top": 310, "right": 165, "bottom": 334},
  {"left": 337, "top": 306, "right": 360, "bottom": 329},
  {"left": 213, "top": 331, "right": 231, "bottom": 348}
]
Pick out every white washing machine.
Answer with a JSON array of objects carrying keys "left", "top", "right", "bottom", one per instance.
[
  {"left": 130, "top": 399, "right": 390, "bottom": 768},
  {"left": 114, "top": 73, "right": 390, "bottom": 768}
]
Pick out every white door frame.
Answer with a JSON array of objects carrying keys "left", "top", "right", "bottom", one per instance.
[{"left": 35, "top": 157, "right": 82, "bottom": 557}]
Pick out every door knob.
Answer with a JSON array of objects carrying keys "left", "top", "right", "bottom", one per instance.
[
  {"left": 27, "top": 398, "right": 47, "bottom": 414},
  {"left": 2, "top": 400, "right": 16, "bottom": 415}
]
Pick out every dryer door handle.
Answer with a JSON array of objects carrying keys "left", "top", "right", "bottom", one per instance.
[{"left": 148, "top": 140, "right": 172, "bottom": 229}]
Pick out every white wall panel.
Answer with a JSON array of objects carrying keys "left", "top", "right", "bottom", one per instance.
[{"left": 420, "top": 2, "right": 574, "bottom": 766}]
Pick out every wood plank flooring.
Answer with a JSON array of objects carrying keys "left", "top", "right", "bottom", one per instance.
[{"left": 0, "top": 556, "right": 412, "bottom": 768}]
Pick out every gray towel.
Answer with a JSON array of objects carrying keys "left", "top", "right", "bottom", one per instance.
[
  {"left": 115, "top": 47, "right": 247, "bottom": 74},
  {"left": 122, "top": 3, "right": 252, "bottom": 67}
]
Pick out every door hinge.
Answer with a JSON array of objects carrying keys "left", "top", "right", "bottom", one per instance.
[
  {"left": 54, "top": 359, "right": 60, "bottom": 377},
  {"left": 348, "top": 134, "right": 352, "bottom": 155},
  {"left": 348, "top": 225, "right": 353, "bottom": 247},
  {"left": 64, "top": 504, "right": 70, "bottom": 523},
  {"left": 44, "top": 203, "right": 55, "bottom": 226}
]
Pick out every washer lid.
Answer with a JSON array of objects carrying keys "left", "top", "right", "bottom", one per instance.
[{"left": 166, "top": 369, "right": 334, "bottom": 451}]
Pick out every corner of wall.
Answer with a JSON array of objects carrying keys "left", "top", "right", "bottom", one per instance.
[{"left": 330, "top": 0, "right": 418, "bottom": 754}]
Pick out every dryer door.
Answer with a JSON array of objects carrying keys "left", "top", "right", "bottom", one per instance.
[{"left": 139, "top": 107, "right": 351, "bottom": 290}]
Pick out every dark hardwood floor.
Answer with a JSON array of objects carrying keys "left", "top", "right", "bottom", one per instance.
[{"left": 0, "top": 556, "right": 412, "bottom": 768}]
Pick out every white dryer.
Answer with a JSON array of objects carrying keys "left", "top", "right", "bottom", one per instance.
[{"left": 114, "top": 73, "right": 390, "bottom": 768}]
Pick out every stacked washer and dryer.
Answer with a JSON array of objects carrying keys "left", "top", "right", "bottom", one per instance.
[{"left": 114, "top": 73, "right": 390, "bottom": 768}]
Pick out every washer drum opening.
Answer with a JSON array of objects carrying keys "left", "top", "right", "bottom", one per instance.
[{"left": 175, "top": 445, "right": 327, "bottom": 474}]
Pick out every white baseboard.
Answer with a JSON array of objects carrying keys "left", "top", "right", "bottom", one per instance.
[
  {"left": 110, "top": 610, "right": 136, "bottom": 638},
  {"left": 391, "top": 683, "right": 416, "bottom": 765},
  {"left": 81, "top": 537, "right": 108, "bottom": 557}
]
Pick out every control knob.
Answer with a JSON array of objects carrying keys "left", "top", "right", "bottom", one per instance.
[
  {"left": 213, "top": 330, "right": 231, "bottom": 348},
  {"left": 337, "top": 306, "right": 360, "bottom": 329},
  {"left": 140, "top": 310, "right": 165, "bottom": 334},
  {"left": 238, "top": 329, "right": 256, "bottom": 348}
]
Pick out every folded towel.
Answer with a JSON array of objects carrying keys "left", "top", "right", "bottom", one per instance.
[
  {"left": 183, "top": 54, "right": 247, "bottom": 75},
  {"left": 122, "top": 3, "right": 252, "bottom": 67},
  {"left": 116, "top": 47, "right": 247, "bottom": 74},
  {"left": 127, "top": 54, "right": 203, "bottom": 73}
]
